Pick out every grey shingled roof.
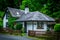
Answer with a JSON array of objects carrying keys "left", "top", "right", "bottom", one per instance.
[
  {"left": 16, "top": 11, "right": 55, "bottom": 22},
  {"left": 8, "top": 7, "right": 24, "bottom": 17}
]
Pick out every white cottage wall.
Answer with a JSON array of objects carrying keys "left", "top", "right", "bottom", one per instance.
[
  {"left": 3, "top": 14, "right": 8, "bottom": 28},
  {"left": 26, "top": 22, "right": 47, "bottom": 33},
  {"left": 27, "top": 22, "right": 33, "bottom": 32}
]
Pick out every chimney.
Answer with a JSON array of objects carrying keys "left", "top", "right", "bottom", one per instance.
[{"left": 25, "top": 5, "right": 29, "bottom": 14}]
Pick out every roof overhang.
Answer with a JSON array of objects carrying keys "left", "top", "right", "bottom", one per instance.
[{"left": 16, "top": 20, "right": 55, "bottom": 22}]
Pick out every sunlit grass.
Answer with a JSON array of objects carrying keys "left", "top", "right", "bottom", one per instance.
[{"left": 27, "top": 36, "right": 45, "bottom": 40}]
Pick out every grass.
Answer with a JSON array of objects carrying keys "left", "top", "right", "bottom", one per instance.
[
  {"left": 27, "top": 36, "right": 45, "bottom": 40},
  {"left": 21, "top": 33, "right": 27, "bottom": 36}
]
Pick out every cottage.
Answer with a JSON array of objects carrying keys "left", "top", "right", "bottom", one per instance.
[
  {"left": 3, "top": 7, "right": 55, "bottom": 33},
  {"left": 16, "top": 12, "right": 55, "bottom": 33}
]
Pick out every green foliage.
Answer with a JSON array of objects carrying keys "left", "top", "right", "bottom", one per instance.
[
  {"left": 0, "top": 11, "right": 4, "bottom": 27},
  {"left": 0, "top": 21, "right": 3, "bottom": 27},
  {"left": 8, "top": 13, "right": 24, "bottom": 30},
  {"left": 54, "top": 24, "right": 60, "bottom": 32},
  {"left": 20, "top": 0, "right": 47, "bottom": 11},
  {"left": 16, "top": 24, "right": 23, "bottom": 30},
  {"left": 20, "top": 0, "right": 60, "bottom": 19},
  {"left": 0, "top": 11, "right": 4, "bottom": 17},
  {"left": 0, "top": 0, "right": 22, "bottom": 11},
  {"left": 8, "top": 13, "right": 17, "bottom": 29},
  {"left": 41, "top": 0, "right": 60, "bottom": 18}
]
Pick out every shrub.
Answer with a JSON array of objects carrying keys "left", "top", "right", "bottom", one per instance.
[
  {"left": 54, "top": 24, "right": 60, "bottom": 32},
  {"left": 8, "top": 22, "right": 15, "bottom": 30},
  {"left": 16, "top": 24, "right": 22, "bottom": 30}
]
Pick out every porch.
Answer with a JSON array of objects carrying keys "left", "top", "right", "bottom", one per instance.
[{"left": 22, "top": 22, "right": 48, "bottom": 33}]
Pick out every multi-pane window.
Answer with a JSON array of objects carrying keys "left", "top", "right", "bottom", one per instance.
[
  {"left": 6, "top": 22, "right": 8, "bottom": 27},
  {"left": 6, "top": 13, "right": 9, "bottom": 19},
  {"left": 6, "top": 10, "right": 9, "bottom": 19},
  {"left": 37, "top": 22, "right": 44, "bottom": 29}
]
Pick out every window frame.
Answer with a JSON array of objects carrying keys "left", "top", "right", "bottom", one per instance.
[
  {"left": 6, "top": 22, "right": 8, "bottom": 27},
  {"left": 37, "top": 22, "right": 44, "bottom": 29}
]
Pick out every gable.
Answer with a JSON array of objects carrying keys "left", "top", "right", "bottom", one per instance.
[{"left": 7, "top": 7, "right": 25, "bottom": 17}]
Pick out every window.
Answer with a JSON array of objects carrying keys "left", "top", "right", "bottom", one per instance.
[
  {"left": 37, "top": 22, "right": 44, "bottom": 29},
  {"left": 17, "top": 12, "right": 20, "bottom": 16},
  {"left": 17, "top": 12, "right": 19, "bottom": 15},
  {"left": 6, "top": 10, "right": 9, "bottom": 19},
  {"left": 6, "top": 22, "right": 8, "bottom": 27},
  {"left": 6, "top": 13, "right": 9, "bottom": 19}
]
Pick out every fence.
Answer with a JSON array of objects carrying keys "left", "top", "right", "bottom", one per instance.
[
  {"left": 28, "top": 30, "right": 46, "bottom": 37},
  {"left": 28, "top": 30, "right": 60, "bottom": 40},
  {"left": 0, "top": 28, "right": 21, "bottom": 35}
]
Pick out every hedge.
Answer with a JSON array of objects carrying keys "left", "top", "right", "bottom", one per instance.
[{"left": 54, "top": 24, "right": 60, "bottom": 32}]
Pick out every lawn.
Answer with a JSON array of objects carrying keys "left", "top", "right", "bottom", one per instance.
[{"left": 27, "top": 36, "right": 45, "bottom": 40}]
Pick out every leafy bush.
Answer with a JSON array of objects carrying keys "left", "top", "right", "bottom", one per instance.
[
  {"left": 8, "top": 13, "right": 17, "bottom": 30},
  {"left": 0, "top": 11, "right": 4, "bottom": 27},
  {"left": 54, "top": 24, "right": 60, "bottom": 32},
  {"left": 16, "top": 24, "right": 22, "bottom": 30}
]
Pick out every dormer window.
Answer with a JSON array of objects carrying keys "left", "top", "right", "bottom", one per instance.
[
  {"left": 17, "top": 12, "right": 19, "bottom": 15},
  {"left": 6, "top": 13, "right": 9, "bottom": 19},
  {"left": 6, "top": 22, "right": 8, "bottom": 27},
  {"left": 17, "top": 12, "right": 20, "bottom": 17},
  {"left": 6, "top": 10, "right": 9, "bottom": 19}
]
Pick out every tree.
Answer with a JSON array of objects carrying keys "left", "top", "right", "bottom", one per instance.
[
  {"left": 20, "top": 0, "right": 47, "bottom": 11},
  {"left": 0, "top": 0, "right": 22, "bottom": 11},
  {"left": 16, "top": 23, "right": 22, "bottom": 30},
  {"left": 20, "top": 0, "right": 60, "bottom": 19}
]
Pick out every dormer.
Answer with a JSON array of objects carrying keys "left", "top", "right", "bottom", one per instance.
[{"left": 16, "top": 12, "right": 21, "bottom": 17}]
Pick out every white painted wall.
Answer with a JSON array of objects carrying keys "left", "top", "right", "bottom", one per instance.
[
  {"left": 3, "top": 14, "right": 8, "bottom": 28},
  {"left": 27, "top": 22, "right": 33, "bottom": 32},
  {"left": 26, "top": 22, "right": 47, "bottom": 33}
]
